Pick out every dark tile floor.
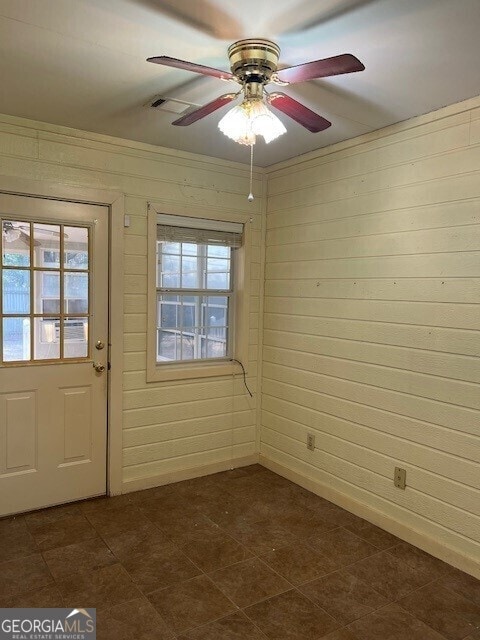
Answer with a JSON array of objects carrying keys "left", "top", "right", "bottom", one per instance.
[{"left": 1, "top": 464, "right": 479, "bottom": 639}]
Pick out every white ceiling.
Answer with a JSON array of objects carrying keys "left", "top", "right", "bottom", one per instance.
[{"left": 0, "top": 0, "right": 479, "bottom": 167}]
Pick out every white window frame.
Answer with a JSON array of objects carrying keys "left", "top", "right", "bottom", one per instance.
[{"left": 147, "top": 203, "right": 251, "bottom": 382}]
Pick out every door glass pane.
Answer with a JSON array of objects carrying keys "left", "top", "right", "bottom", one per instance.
[
  {"left": 34, "top": 318, "right": 60, "bottom": 360},
  {"left": 3, "top": 317, "right": 30, "bottom": 361},
  {"left": 2, "top": 270, "right": 30, "bottom": 314},
  {"left": 64, "top": 226, "right": 88, "bottom": 269},
  {"left": 64, "top": 273, "right": 88, "bottom": 314},
  {"left": 64, "top": 317, "right": 88, "bottom": 358},
  {"left": 2, "top": 220, "right": 30, "bottom": 266},
  {"left": 35, "top": 271, "right": 60, "bottom": 314},
  {"left": 34, "top": 224, "right": 60, "bottom": 267}
]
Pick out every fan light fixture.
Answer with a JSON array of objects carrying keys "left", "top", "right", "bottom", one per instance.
[
  {"left": 218, "top": 98, "right": 286, "bottom": 145},
  {"left": 147, "top": 38, "right": 365, "bottom": 200},
  {"left": 3, "top": 224, "right": 21, "bottom": 243}
]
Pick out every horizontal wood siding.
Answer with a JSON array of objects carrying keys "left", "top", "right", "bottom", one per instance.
[
  {"left": 263, "top": 96, "right": 480, "bottom": 566},
  {"left": 0, "top": 114, "right": 263, "bottom": 486}
]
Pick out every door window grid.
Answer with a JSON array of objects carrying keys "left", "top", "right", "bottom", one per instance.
[{"left": 1, "top": 220, "right": 90, "bottom": 364}]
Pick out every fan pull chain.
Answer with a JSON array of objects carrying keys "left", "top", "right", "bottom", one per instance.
[{"left": 247, "top": 144, "right": 254, "bottom": 202}]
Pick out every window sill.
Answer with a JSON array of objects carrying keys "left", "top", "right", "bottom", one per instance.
[{"left": 146, "top": 359, "right": 239, "bottom": 383}]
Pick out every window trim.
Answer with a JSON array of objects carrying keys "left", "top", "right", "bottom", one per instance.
[{"left": 147, "top": 202, "right": 251, "bottom": 383}]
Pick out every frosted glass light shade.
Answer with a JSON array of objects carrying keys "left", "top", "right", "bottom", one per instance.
[
  {"left": 4, "top": 227, "right": 21, "bottom": 242},
  {"left": 218, "top": 99, "right": 286, "bottom": 145}
]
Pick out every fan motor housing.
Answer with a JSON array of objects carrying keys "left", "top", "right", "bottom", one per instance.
[{"left": 228, "top": 39, "right": 280, "bottom": 83}]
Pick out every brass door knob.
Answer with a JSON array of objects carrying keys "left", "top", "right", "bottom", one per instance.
[{"left": 93, "top": 362, "right": 106, "bottom": 373}]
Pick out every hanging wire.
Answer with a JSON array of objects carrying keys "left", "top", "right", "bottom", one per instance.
[
  {"left": 247, "top": 144, "right": 254, "bottom": 202},
  {"left": 230, "top": 358, "right": 253, "bottom": 397},
  {"left": 230, "top": 360, "right": 235, "bottom": 470}
]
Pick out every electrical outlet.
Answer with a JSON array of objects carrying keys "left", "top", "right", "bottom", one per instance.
[
  {"left": 394, "top": 467, "right": 406, "bottom": 490},
  {"left": 307, "top": 433, "right": 315, "bottom": 451}
]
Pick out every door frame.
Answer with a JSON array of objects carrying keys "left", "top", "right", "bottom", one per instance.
[{"left": 0, "top": 175, "right": 124, "bottom": 496}]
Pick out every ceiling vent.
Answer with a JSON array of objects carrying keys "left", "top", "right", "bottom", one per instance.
[{"left": 146, "top": 95, "right": 195, "bottom": 114}]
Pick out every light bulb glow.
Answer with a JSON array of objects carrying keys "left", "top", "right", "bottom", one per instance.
[{"left": 218, "top": 99, "right": 286, "bottom": 145}]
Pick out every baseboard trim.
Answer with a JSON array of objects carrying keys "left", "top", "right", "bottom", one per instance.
[
  {"left": 260, "top": 454, "right": 480, "bottom": 580},
  {"left": 121, "top": 454, "right": 259, "bottom": 494}
]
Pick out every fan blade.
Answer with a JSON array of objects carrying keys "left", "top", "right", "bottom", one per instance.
[
  {"left": 269, "top": 93, "right": 331, "bottom": 133},
  {"left": 18, "top": 224, "right": 61, "bottom": 237},
  {"left": 172, "top": 94, "right": 237, "bottom": 126},
  {"left": 276, "top": 54, "right": 364, "bottom": 84},
  {"left": 147, "top": 56, "right": 234, "bottom": 81},
  {"left": 19, "top": 230, "right": 31, "bottom": 246}
]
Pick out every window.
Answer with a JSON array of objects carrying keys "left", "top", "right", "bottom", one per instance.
[
  {"left": 156, "top": 215, "right": 242, "bottom": 363},
  {"left": 147, "top": 207, "right": 250, "bottom": 382}
]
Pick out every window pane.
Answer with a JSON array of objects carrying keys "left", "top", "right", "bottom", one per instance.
[
  {"left": 205, "top": 304, "right": 227, "bottom": 340},
  {"left": 34, "top": 318, "right": 60, "bottom": 360},
  {"left": 161, "top": 272, "right": 180, "bottom": 288},
  {"left": 207, "top": 295, "right": 227, "bottom": 308},
  {"left": 64, "top": 273, "right": 88, "bottom": 314},
  {"left": 158, "top": 330, "right": 179, "bottom": 360},
  {"left": 162, "top": 242, "right": 180, "bottom": 254},
  {"left": 206, "top": 338, "right": 227, "bottom": 358},
  {"left": 36, "top": 271, "right": 60, "bottom": 314},
  {"left": 181, "top": 275, "right": 197, "bottom": 290},
  {"left": 34, "top": 224, "right": 60, "bottom": 267},
  {"left": 161, "top": 253, "right": 180, "bottom": 273},
  {"left": 206, "top": 271, "right": 229, "bottom": 289},
  {"left": 181, "top": 256, "right": 197, "bottom": 271},
  {"left": 206, "top": 257, "right": 230, "bottom": 289},
  {"left": 2, "top": 221, "right": 30, "bottom": 266},
  {"left": 182, "top": 243, "right": 197, "bottom": 256},
  {"left": 3, "top": 317, "right": 30, "bottom": 361},
  {"left": 182, "top": 302, "right": 195, "bottom": 327},
  {"left": 208, "top": 245, "right": 229, "bottom": 258},
  {"left": 180, "top": 334, "right": 194, "bottom": 360},
  {"left": 64, "top": 317, "right": 88, "bottom": 358},
  {"left": 181, "top": 255, "right": 198, "bottom": 288},
  {"left": 159, "top": 301, "right": 179, "bottom": 329},
  {"left": 64, "top": 226, "right": 88, "bottom": 269},
  {"left": 3, "top": 270, "right": 30, "bottom": 314},
  {"left": 207, "top": 258, "right": 229, "bottom": 272}
]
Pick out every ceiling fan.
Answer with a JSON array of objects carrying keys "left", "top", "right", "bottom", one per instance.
[
  {"left": 2, "top": 222, "right": 65, "bottom": 245},
  {"left": 147, "top": 39, "right": 365, "bottom": 140}
]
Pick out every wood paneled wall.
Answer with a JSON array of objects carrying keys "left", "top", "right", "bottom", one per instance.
[
  {"left": 262, "top": 96, "right": 480, "bottom": 574},
  {"left": 0, "top": 114, "right": 265, "bottom": 489}
]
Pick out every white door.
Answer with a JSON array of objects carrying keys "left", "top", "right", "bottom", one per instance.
[{"left": 0, "top": 194, "right": 108, "bottom": 516}]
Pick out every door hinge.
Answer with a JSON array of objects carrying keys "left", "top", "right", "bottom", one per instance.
[{"left": 107, "top": 362, "right": 111, "bottom": 370}]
